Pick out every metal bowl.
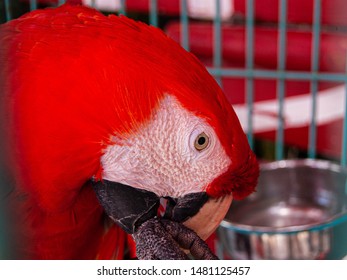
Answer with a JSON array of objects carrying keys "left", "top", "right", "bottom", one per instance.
[{"left": 217, "top": 159, "right": 347, "bottom": 260}]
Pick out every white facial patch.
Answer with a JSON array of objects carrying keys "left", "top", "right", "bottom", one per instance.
[{"left": 101, "top": 95, "right": 231, "bottom": 197}]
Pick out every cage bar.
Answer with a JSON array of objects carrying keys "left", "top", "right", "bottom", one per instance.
[
  {"left": 342, "top": 57, "right": 347, "bottom": 167},
  {"left": 180, "top": 0, "right": 189, "bottom": 51},
  {"left": 149, "top": 0, "right": 158, "bottom": 27},
  {"left": 4, "top": 0, "right": 11, "bottom": 21},
  {"left": 246, "top": 0, "right": 255, "bottom": 149},
  {"left": 213, "top": 0, "right": 222, "bottom": 86},
  {"left": 276, "top": 0, "right": 287, "bottom": 160},
  {"left": 118, "top": 0, "right": 126, "bottom": 15},
  {"left": 308, "top": 0, "right": 322, "bottom": 159},
  {"left": 30, "top": 0, "right": 37, "bottom": 11},
  {"left": 207, "top": 68, "right": 347, "bottom": 82}
]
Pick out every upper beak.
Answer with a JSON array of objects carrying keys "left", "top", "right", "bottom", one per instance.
[
  {"left": 91, "top": 179, "right": 232, "bottom": 259},
  {"left": 91, "top": 179, "right": 160, "bottom": 234}
]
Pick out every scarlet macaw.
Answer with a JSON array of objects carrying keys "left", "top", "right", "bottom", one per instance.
[{"left": 0, "top": 4, "right": 258, "bottom": 259}]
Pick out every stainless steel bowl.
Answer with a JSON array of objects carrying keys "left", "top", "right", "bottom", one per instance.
[{"left": 217, "top": 159, "right": 347, "bottom": 260}]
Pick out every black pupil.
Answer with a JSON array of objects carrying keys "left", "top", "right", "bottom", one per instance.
[{"left": 198, "top": 136, "right": 206, "bottom": 146}]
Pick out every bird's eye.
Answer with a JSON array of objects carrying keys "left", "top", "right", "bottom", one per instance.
[{"left": 194, "top": 132, "right": 209, "bottom": 151}]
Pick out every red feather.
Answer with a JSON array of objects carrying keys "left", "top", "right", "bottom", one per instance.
[{"left": 0, "top": 4, "right": 258, "bottom": 259}]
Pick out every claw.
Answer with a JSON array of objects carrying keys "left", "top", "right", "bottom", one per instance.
[
  {"left": 133, "top": 218, "right": 218, "bottom": 260},
  {"left": 133, "top": 218, "right": 188, "bottom": 260},
  {"left": 161, "top": 219, "right": 218, "bottom": 260}
]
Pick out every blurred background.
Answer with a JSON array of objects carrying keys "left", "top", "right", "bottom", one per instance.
[{"left": 1, "top": 0, "right": 347, "bottom": 260}]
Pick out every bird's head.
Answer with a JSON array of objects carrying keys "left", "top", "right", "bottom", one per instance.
[{"left": 92, "top": 90, "right": 259, "bottom": 240}]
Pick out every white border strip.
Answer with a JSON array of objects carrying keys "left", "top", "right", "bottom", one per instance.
[{"left": 0, "top": 260, "right": 346, "bottom": 280}]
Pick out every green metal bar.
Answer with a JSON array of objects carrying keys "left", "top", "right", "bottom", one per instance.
[
  {"left": 58, "top": 0, "right": 66, "bottom": 6},
  {"left": 308, "top": 0, "right": 321, "bottom": 159},
  {"left": 207, "top": 68, "right": 347, "bottom": 82},
  {"left": 309, "top": 81, "right": 318, "bottom": 158},
  {"left": 246, "top": 0, "right": 255, "bottom": 149},
  {"left": 0, "top": 211, "right": 8, "bottom": 259},
  {"left": 4, "top": 0, "right": 11, "bottom": 21},
  {"left": 149, "top": 0, "right": 158, "bottom": 27},
  {"left": 119, "top": 0, "right": 126, "bottom": 16},
  {"left": 180, "top": 0, "right": 189, "bottom": 51},
  {"left": 276, "top": 80, "right": 285, "bottom": 159},
  {"left": 342, "top": 84, "right": 347, "bottom": 167},
  {"left": 276, "top": 0, "right": 287, "bottom": 160},
  {"left": 30, "top": 0, "right": 37, "bottom": 11},
  {"left": 246, "top": 80, "right": 255, "bottom": 148},
  {"left": 342, "top": 55, "right": 347, "bottom": 167},
  {"left": 213, "top": 0, "right": 222, "bottom": 86},
  {"left": 246, "top": 0, "right": 254, "bottom": 70}
]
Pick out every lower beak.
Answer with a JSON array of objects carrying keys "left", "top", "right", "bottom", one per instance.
[
  {"left": 183, "top": 194, "right": 233, "bottom": 240},
  {"left": 91, "top": 179, "right": 232, "bottom": 259}
]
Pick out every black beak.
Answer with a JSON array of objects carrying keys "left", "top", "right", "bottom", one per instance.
[
  {"left": 92, "top": 179, "right": 218, "bottom": 260},
  {"left": 91, "top": 179, "right": 209, "bottom": 234}
]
